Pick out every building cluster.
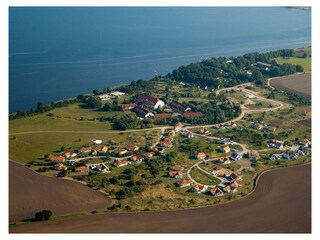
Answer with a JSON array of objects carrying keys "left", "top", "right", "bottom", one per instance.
[
  {"left": 252, "top": 122, "right": 277, "bottom": 132},
  {"left": 120, "top": 94, "right": 205, "bottom": 120},
  {"left": 212, "top": 122, "right": 237, "bottom": 130}
]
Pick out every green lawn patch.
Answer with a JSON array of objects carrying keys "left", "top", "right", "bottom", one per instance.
[{"left": 190, "top": 168, "right": 221, "bottom": 185}]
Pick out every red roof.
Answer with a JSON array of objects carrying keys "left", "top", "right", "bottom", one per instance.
[
  {"left": 75, "top": 166, "right": 89, "bottom": 172},
  {"left": 154, "top": 113, "right": 172, "bottom": 119},
  {"left": 176, "top": 179, "right": 192, "bottom": 187},
  {"left": 134, "top": 106, "right": 150, "bottom": 116},
  {"left": 121, "top": 103, "right": 137, "bottom": 110},
  {"left": 136, "top": 95, "right": 160, "bottom": 106},
  {"left": 170, "top": 101, "right": 190, "bottom": 111},
  {"left": 50, "top": 155, "right": 65, "bottom": 161},
  {"left": 183, "top": 112, "right": 203, "bottom": 118},
  {"left": 126, "top": 145, "right": 139, "bottom": 151}
]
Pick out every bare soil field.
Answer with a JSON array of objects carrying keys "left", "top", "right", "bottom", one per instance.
[
  {"left": 269, "top": 73, "right": 311, "bottom": 99},
  {"left": 10, "top": 164, "right": 311, "bottom": 233},
  {"left": 9, "top": 161, "right": 111, "bottom": 222},
  {"left": 297, "top": 118, "right": 311, "bottom": 127}
]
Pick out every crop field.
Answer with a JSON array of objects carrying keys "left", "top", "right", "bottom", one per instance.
[{"left": 269, "top": 73, "right": 311, "bottom": 99}]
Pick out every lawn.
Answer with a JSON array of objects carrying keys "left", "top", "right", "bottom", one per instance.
[
  {"left": 9, "top": 103, "right": 140, "bottom": 133},
  {"left": 190, "top": 168, "right": 221, "bottom": 185},
  {"left": 273, "top": 57, "right": 311, "bottom": 72},
  {"left": 9, "top": 130, "right": 161, "bottom": 163}
]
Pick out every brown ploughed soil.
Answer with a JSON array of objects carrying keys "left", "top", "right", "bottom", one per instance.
[
  {"left": 270, "top": 73, "right": 311, "bottom": 99},
  {"left": 297, "top": 118, "right": 311, "bottom": 127},
  {"left": 9, "top": 161, "right": 111, "bottom": 222},
  {"left": 10, "top": 164, "right": 311, "bottom": 233}
]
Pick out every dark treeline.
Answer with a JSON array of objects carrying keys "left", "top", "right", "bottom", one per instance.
[{"left": 169, "top": 49, "right": 303, "bottom": 88}]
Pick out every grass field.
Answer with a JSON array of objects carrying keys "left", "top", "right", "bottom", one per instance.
[
  {"left": 274, "top": 57, "right": 311, "bottom": 72},
  {"left": 189, "top": 168, "right": 221, "bottom": 185},
  {"left": 9, "top": 130, "right": 161, "bottom": 163},
  {"left": 9, "top": 103, "right": 140, "bottom": 133}
]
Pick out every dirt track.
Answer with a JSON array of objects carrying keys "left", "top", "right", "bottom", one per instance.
[
  {"left": 9, "top": 161, "right": 112, "bottom": 222},
  {"left": 10, "top": 164, "right": 311, "bottom": 233},
  {"left": 269, "top": 73, "right": 311, "bottom": 99}
]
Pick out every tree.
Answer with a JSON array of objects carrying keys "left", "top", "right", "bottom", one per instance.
[
  {"left": 35, "top": 210, "right": 52, "bottom": 221},
  {"left": 252, "top": 70, "right": 265, "bottom": 86},
  {"left": 86, "top": 96, "right": 103, "bottom": 109},
  {"left": 296, "top": 64, "right": 304, "bottom": 72},
  {"left": 92, "top": 89, "right": 100, "bottom": 95}
]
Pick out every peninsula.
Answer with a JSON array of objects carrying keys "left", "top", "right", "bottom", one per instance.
[{"left": 9, "top": 46, "right": 311, "bottom": 233}]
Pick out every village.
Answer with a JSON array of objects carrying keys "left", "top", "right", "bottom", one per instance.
[{"left": 42, "top": 85, "right": 311, "bottom": 200}]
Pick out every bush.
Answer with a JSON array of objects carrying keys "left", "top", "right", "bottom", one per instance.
[{"left": 35, "top": 210, "right": 52, "bottom": 221}]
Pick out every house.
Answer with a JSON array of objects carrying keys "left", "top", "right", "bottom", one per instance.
[
  {"left": 198, "top": 128, "right": 209, "bottom": 135},
  {"left": 219, "top": 157, "right": 231, "bottom": 164},
  {"left": 242, "top": 69, "right": 253, "bottom": 75},
  {"left": 267, "top": 139, "right": 283, "bottom": 149},
  {"left": 75, "top": 166, "right": 89, "bottom": 172},
  {"left": 160, "top": 140, "right": 172, "bottom": 148},
  {"left": 134, "top": 106, "right": 154, "bottom": 118},
  {"left": 164, "top": 135, "right": 174, "bottom": 142},
  {"left": 136, "top": 95, "right": 164, "bottom": 109},
  {"left": 249, "top": 150, "right": 260, "bottom": 160},
  {"left": 113, "top": 160, "right": 129, "bottom": 167},
  {"left": 192, "top": 184, "right": 207, "bottom": 193},
  {"left": 299, "top": 138, "right": 311, "bottom": 147},
  {"left": 170, "top": 165, "right": 184, "bottom": 171},
  {"left": 176, "top": 179, "right": 192, "bottom": 188},
  {"left": 183, "top": 112, "right": 203, "bottom": 118},
  {"left": 92, "top": 139, "right": 102, "bottom": 145},
  {"left": 220, "top": 182, "right": 237, "bottom": 193},
  {"left": 210, "top": 187, "right": 224, "bottom": 197},
  {"left": 130, "top": 154, "right": 143, "bottom": 162},
  {"left": 167, "top": 129, "right": 176, "bottom": 136},
  {"left": 51, "top": 163, "right": 67, "bottom": 171},
  {"left": 154, "top": 113, "right": 172, "bottom": 119},
  {"left": 78, "top": 147, "right": 92, "bottom": 153},
  {"left": 92, "top": 146, "right": 108, "bottom": 156},
  {"left": 196, "top": 152, "right": 206, "bottom": 160},
  {"left": 283, "top": 150, "right": 297, "bottom": 160},
  {"left": 255, "top": 61, "right": 272, "bottom": 71},
  {"left": 98, "top": 163, "right": 109, "bottom": 173},
  {"left": 49, "top": 155, "right": 65, "bottom": 163},
  {"left": 230, "top": 179, "right": 241, "bottom": 188},
  {"left": 227, "top": 122, "right": 237, "bottom": 128},
  {"left": 114, "top": 148, "right": 127, "bottom": 155},
  {"left": 170, "top": 100, "right": 191, "bottom": 112},
  {"left": 63, "top": 151, "right": 73, "bottom": 159},
  {"left": 220, "top": 145, "right": 231, "bottom": 153},
  {"left": 151, "top": 146, "right": 159, "bottom": 152},
  {"left": 230, "top": 152, "right": 242, "bottom": 161},
  {"left": 228, "top": 172, "right": 240, "bottom": 181},
  {"left": 184, "top": 131, "right": 194, "bottom": 138},
  {"left": 174, "top": 125, "right": 182, "bottom": 132},
  {"left": 212, "top": 124, "right": 221, "bottom": 129},
  {"left": 126, "top": 145, "right": 139, "bottom": 151},
  {"left": 121, "top": 103, "right": 137, "bottom": 111},
  {"left": 219, "top": 138, "right": 231, "bottom": 145},
  {"left": 269, "top": 154, "right": 283, "bottom": 160},
  {"left": 168, "top": 171, "right": 183, "bottom": 179},
  {"left": 252, "top": 122, "right": 263, "bottom": 130},
  {"left": 110, "top": 91, "right": 125, "bottom": 98},
  {"left": 142, "top": 152, "right": 155, "bottom": 158},
  {"left": 98, "top": 94, "right": 111, "bottom": 101}
]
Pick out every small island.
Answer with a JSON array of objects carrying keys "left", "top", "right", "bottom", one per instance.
[{"left": 9, "top": 47, "right": 311, "bottom": 228}]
